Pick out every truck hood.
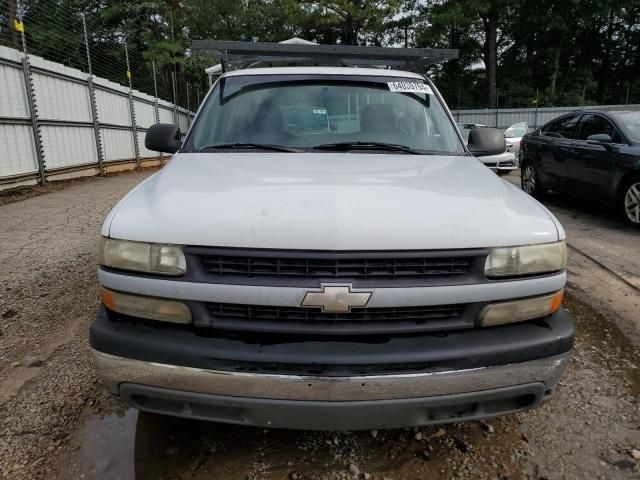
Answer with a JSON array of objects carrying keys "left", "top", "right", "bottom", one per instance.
[{"left": 105, "top": 153, "right": 561, "bottom": 250}]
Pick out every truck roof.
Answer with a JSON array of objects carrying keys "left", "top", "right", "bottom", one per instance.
[{"left": 223, "top": 66, "right": 424, "bottom": 79}]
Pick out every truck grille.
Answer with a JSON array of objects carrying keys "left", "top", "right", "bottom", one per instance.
[
  {"left": 192, "top": 249, "right": 479, "bottom": 284},
  {"left": 198, "top": 302, "right": 473, "bottom": 335}
]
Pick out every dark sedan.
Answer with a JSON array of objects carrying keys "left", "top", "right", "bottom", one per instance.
[{"left": 520, "top": 107, "right": 640, "bottom": 226}]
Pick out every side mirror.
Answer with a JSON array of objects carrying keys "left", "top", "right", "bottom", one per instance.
[
  {"left": 145, "top": 123, "right": 182, "bottom": 153},
  {"left": 586, "top": 133, "right": 612, "bottom": 144},
  {"left": 467, "top": 128, "right": 506, "bottom": 156}
]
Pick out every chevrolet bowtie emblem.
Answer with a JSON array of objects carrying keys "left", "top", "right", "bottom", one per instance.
[{"left": 301, "top": 284, "right": 372, "bottom": 313}]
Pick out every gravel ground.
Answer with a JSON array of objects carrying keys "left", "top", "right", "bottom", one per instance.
[{"left": 0, "top": 169, "right": 639, "bottom": 480}]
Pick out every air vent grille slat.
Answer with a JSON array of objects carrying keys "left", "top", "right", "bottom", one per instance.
[{"left": 199, "top": 255, "right": 474, "bottom": 280}]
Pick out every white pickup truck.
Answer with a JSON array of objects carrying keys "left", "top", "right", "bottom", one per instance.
[{"left": 90, "top": 43, "right": 572, "bottom": 430}]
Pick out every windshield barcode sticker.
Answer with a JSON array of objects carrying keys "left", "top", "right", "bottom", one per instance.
[{"left": 387, "top": 81, "right": 433, "bottom": 95}]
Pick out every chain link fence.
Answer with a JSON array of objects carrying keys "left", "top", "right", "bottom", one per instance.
[
  {"left": 1, "top": 0, "right": 207, "bottom": 111},
  {"left": 0, "top": 0, "right": 207, "bottom": 189}
]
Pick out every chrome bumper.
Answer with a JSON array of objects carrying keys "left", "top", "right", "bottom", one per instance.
[{"left": 93, "top": 349, "right": 570, "bottom": 402}]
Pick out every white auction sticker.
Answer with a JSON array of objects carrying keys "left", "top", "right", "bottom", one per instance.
[{"left": 387, "top": 81, "right": 434, "bottom": 95}]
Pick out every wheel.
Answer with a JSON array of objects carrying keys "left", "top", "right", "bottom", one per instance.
[
  {"left": 521, "top": 162, "right": 546, "bottom": 199},
  {"left": 620, "top": 176, "right": 640, "bottom": 227}
]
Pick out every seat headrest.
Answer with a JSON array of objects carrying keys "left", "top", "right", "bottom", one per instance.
[{"left": 361, "top": 104, "right": 395, "bottom": 131}]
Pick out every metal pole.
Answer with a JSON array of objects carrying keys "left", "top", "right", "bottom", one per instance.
[
  {"left": 81, "top": 13, "right": 92, "bottom": 76},
  {"left": 124, "top": 41, "right": 140, "bottom": 168},
  {"left": 626, "top": 83, "right": 630, "bottom": 104},
  {"left": 533, "top": 88, "right": 539, "bottom": 129},
  {"left": 152, "top": 59, "right": 161, "bottom": 162},
  {"left": 16, "top": 0, "right": 46, "bottom": 185},
  {"left": 152, "top": 59, "right": 160, "bottom": 123},
  {"left": 495, "top": 88, "right": 499, "bottom": 128},
  {"left": 171, "top": 71, "right": 178, "bottom": 125},
  {"left": 186, "top": 83, "right": 191, "bottom": 127},
  {"left": 581, "top": 85, "right": 586, "bottom": 109},
  {"left": 82, "top": 13, "right": 104, "bottom": 175},
  {"left": 197, "top": 86, "right": 200, "bottom": 107}
]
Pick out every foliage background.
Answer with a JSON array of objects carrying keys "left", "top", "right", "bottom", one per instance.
[{"left": 1, "top": 0, "right": 638, "bottom": 109}]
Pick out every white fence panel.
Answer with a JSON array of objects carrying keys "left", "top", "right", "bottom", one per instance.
[
  {"left": 0, "top": 64, "right": 30, "bottom": 118},
  {"left": 177, "top": 111, "right": 189, "bottom": 132},
  {"left": 450, "top": 104, "right": 640, "bottom": 129},
  {"left": 137, "top": 131, "right": 156, "bottom": 158},
  {"left": 0, "top": 124, "right": 38, "bottom": 176},
  {"left": 32, "top": 72, "right": 92, "bottom": 122},
  {"left": 40, "top": 126, "right": 97, "bottom": 169},
  {"left": 134, "top": 100, "right": 156, "bottom": 128},
  {"left": 94, "top": 88, "right": 131, "bottom": 126},
  {"left": 101, "top": 129, "right": 135, "bottom": 162},
  {"left": 158, "top": 106, "right": 174, "bottom": 124}
]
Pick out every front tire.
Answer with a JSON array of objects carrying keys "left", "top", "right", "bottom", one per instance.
[
  {"left": 620, "top": 176, "right": 640, "bottom": 227},
  {"left": 521, "top": 162, "right": 546, "bottom": 199}
]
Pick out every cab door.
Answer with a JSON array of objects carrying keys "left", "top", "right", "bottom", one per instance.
[
  {"left": 537, "top": 114, "right": 581, "bottom": 189},
  {"left": 564, "top": 114, "right": 619, "bottom": 199}
]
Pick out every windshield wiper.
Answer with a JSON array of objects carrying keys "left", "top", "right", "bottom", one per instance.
[
  {"left": 199, "top": 143, "right": 301, "bottom": 153},
  {"left": 312, "top": 141, "right": 422, "bottom": 154}
]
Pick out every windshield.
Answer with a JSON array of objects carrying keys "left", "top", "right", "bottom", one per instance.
[
  {"left": 186, "top": 74, "right": 464, "bottom": 155},
  {"left": 611, "top": 111, "right": 640, "bottom": 142},
  {"left": 504, "top": 122, "right": 528, "bottom": 138}
]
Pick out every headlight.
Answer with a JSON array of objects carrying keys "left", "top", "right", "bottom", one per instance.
[
  {"left": 99, "top": 237, "right": 186, "bottom": 275},
  {"left": 101, "top": 288, "right": 192, "bottom": 324},
  {"left": 479, "top": 290, "right": 564, "bottom": 327},
  {"left": 485, "top": 240, "right": 566, "bottom": 278}
]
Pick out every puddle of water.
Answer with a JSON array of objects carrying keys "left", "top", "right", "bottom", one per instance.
[{"left": 71, "top": 408, "right": 137, "bottom": 480}]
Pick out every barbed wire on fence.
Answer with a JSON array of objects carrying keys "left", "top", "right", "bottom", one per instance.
[{"left": 0, "top": 0, "right": 206, "bottom": 111}]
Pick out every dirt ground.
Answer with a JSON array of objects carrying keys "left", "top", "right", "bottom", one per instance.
[{"left": 0, "top": 170, "right": 639, "bottom": 480}]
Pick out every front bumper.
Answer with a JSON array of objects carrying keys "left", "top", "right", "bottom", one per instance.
[
  {"left": 94, "top": 350, "right": 568, "bottom": 430},
  {"left": 91, "top": 307, "right": 573, "bottom": 430},
  {"left": 479, "top": 152, "right": 518, "bottom": 173}
]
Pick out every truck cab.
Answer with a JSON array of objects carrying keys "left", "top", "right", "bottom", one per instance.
[{"left": 90, "top": 43, "right": 572, "bottom": 430}]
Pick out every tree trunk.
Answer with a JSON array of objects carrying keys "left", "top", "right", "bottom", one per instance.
[
  {"left": 597, "top": 9, "right": 615, "bottom": 103},
  {"left": 483, "top": 4, "right": 498, "bottom": 109},
  {"left": 549, "top": 42, "right": 562, "bottom": 100}
]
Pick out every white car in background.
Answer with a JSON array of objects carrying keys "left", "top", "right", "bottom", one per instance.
[
  {"left": 504, "top": 122, "right": 528, "bottom": 163},
  {"left": 457, "top": 122, "right": 517, "bottom": 175}
]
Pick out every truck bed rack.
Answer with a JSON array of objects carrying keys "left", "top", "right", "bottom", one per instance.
[{"left": 192, "top": 40, "right": 458, "bottom": 72}]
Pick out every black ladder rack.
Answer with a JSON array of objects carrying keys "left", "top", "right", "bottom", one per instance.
[{"left": 192, "top": 40, "right": 458, "bottom": 72}]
